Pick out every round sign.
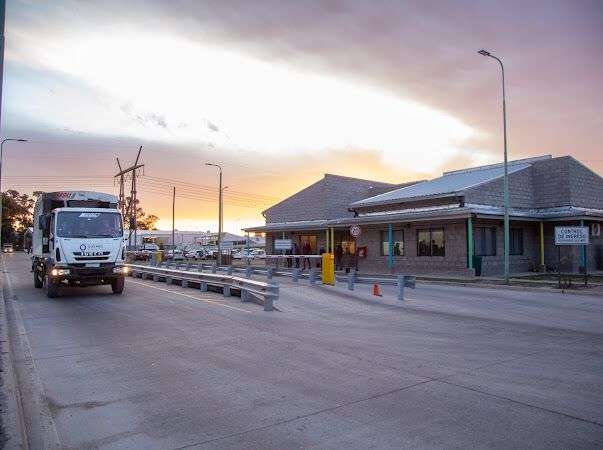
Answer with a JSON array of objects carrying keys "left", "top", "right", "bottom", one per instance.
[{"left": 350, "top": 225, "right": 361, "bottom": 238}]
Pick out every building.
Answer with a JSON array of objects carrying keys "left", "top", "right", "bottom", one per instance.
[
  {"left": 127, "top": 230, "right": 264, "bottom": 249},
  {"left": 245, "top": 156, "right": 603, "bottom": 276}
]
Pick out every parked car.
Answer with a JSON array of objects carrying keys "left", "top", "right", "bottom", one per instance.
[
  {"left": 2, "top": 243, "right": 14, "bottom": 253},
  {"left": 166, "top": 250, "right": 186, "bottom": 261},
  {"left": 188, "top": 249, "right": 208, "bottom": 260}
]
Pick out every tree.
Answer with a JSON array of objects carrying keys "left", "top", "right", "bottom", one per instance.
[
  {"left": 124, "top": 197, "right": 159, "bottom": 230},
  {"left": 1, "top": 190, "right": 35, "bottom": 246}
]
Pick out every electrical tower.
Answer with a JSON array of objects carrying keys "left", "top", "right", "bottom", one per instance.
[{"left": 114, "top": 146, "right": 144, "bottom": 248}]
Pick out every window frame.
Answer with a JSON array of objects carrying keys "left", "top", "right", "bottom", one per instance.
[
  {"left": 380, "top": 229, "right": 404, "bottom": 257},
  {"left": 474, "top": 226, "right": 497, "bottom": 257},
  {"left": 510, "top": 228, "right": 524, "bottom": 255},
  {"left": 417, "top": 228, "right": 446, "bottom": 257}
]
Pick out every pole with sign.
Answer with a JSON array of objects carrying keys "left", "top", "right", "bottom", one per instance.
[
  {"left": 350, "top": 225, "right": 361, "bottom": 272},
  {"left": 554, "top": 226, "right": 589, "bottom": 287}
]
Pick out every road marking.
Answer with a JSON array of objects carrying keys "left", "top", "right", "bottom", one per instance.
[{"left": 127, "top": 279, "right": 252, "bottom": 313}]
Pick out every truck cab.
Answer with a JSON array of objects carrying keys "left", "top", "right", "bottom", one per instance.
[{"left": 32, "top": 192, "right": 128, "bottom": 298}]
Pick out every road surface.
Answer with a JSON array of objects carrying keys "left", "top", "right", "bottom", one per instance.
[{"left": 2, "top": 252, "right": 603, "bottom": 449}]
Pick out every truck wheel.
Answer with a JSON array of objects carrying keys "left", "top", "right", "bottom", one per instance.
[
  {"left": 34, "top": 268, "right": 44, "bottom": 288},
  {"left": 111, "top": 276, "right": 125, "bottom": 294},
  {"left": 46, "top": 278, "right": 59, "bottom": 298}
]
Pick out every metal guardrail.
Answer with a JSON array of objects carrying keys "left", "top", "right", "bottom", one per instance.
[
  {"left": 134, "top": 261, "right": 416, "bottom": 301},
  {"left": 335, "top": 273, "right": 416, "bottom": 301},
  {"left": 126, "top": 264, "right": 279, "bottom": 311}
]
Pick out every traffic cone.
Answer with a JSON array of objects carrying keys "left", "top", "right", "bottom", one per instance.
[{"left": 372, "top": 283, "right": 382, "bottom": 297}]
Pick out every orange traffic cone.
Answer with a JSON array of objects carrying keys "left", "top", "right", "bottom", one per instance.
[{"left": 372, "top": 283, "right": 382, "bottom": 297}]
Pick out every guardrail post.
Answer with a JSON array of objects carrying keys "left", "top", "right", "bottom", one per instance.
[
  {"left": 227, "top": 266, "right": 233, "bottom": 275},
  {"left": 223, "top": 285, "right": 231, "bottom": 297},
  {"left": 397, "top": 275, "right": 404, "bottom": 301},
  {"left": 347, "top": 272, "right": 354, "bottom": 291},
  {"left": 185, "top": 262, "right": 191, "bottom": 270},
  {"left": 264, "top": 281, "right": 279, "bottom": 312},
  {"left": 241, "top": 288, "right": 249, "bottom": 303},
  {"left": 182, "top": 279, "right": 189, "bottom": 288},
  {"left": 212, "top": 264, "right": 217, "bottom": 274},
  {"left": 199, "top": 281, "right": 208, "bottom": 292},
  {"left": 245, "top": 266, "right": 253, "bottom": 278},
  {"left": 292, "top": 268, "right": 300, "bottom": 282},
  {"left": 166, "top": 276, "right": 172, "bottom": 285},
  {"left": 153, "top": 274, "right": 159, "bottom": 282},
  {"left": 309, "top": 269, "right": 317, "bottom": 285},
  {"left": 267, "top": 267, "right": 274, "bottom": 280}
]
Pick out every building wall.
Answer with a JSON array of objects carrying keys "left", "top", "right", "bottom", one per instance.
[
  {"left": 473, "top": 220, "right": 540, "bottom": 276},
  {"left": 263, "top": 174, "right": 397, "bottom": 223},
  {"left": 463, "top": 166, "right": 535, "bottom": 207},
  {"left": 568, "top": 158, "right": 603, "bottom": 209},
  {"left": 532, "top": 157, "right": 572, "bottom": 207},
  {"left": 352, "top": 221, "right": 473, "bottom": 276},
  {"left": 543, "top": 221, "right": 603, "bottom": 272}
]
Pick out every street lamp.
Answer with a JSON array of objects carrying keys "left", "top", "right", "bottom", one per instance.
[
  {"left": 0, "top": 138, "right": 28, "bottom": 245},
  {"left": 478, "top": 49, "right": 510, "bottom": 283},
  {"left": 205, "top": 162, "right": 223, "bottom": 265}
]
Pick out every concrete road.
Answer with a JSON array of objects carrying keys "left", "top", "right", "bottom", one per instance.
[{"left": 2, "top": 252, "right": 603, "bottom": 449}]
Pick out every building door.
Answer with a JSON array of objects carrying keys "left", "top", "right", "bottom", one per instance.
[{"left": 299, "top": 235, "right": 317, "bottom": 254}]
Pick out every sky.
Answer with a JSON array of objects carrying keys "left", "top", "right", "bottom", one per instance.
[{"left": 2, "top": 0, "right": 602, "bottom": 233}]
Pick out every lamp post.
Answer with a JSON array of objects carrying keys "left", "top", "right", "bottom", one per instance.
[
  {"left": 0, "top": 138, "right": 28, "bottom": 245},
  {"left": 171, "top": 186, "right": 175, "bottom": 260},
  {"left": 205, "top": 162, "right": 223, "bottom": 265},
  {"left": 478, "top": 49, "right": 510, "bottom": 283}
]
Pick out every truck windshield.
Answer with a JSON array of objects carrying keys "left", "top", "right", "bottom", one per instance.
[{"left": 56, "top": 212, "right": 123, "bottom": 238}]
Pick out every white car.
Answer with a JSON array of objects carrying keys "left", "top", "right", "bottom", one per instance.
[{"left": 168, "top": 250, "right": 186, "bottom": 261}]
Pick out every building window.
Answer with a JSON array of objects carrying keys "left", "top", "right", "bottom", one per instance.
[
  {"left": 417, "top": 229, "right": 445, "bottom": 257},
  {"left": 474, "top": 227, "right": 497, "bottom": 256},
  {"left": 341, "top": 240, "right": 356, "bottom": 255},
  {"left": 380, "top": 230, "right": 404, "bottom": 256},
  {"left": 510, "top": 228, "right": 523, "bottom": 255},
  {"left": 299, "top": 235, "right": 317, "bottom": 254}
]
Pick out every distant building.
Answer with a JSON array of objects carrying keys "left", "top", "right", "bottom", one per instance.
[
  {"left": 126, "top": 230, "right": 264, "bottom": 249},
  {"left": 245, "top": 157, "right": 603, "bottom": 276}
]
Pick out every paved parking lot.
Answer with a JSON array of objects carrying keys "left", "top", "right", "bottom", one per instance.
[{"left": 2, "top": 252, "right": 603, "bottom": 449}]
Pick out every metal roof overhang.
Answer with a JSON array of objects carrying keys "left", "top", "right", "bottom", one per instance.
[{"left": 244, "top": 208, "right": 473, "bottom": 233}]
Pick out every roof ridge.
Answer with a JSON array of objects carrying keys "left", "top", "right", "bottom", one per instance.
[
  {"left": 443, "top": 155, "right": 551, "bottom": 176},
  {"left": 323, "top": 173, "right": 397, "bottom": 186}
]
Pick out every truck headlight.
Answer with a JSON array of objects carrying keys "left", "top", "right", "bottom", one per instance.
[
  {"left": 113, "top": 266, "right": 130, "bottom": 274},
  {"left": 51, "top": 268, "right": 70, "bottom": 276}
]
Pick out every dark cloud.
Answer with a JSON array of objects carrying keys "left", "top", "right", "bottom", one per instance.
[{"left": 6, "top": 0, "right": 603, "bottom": 175}]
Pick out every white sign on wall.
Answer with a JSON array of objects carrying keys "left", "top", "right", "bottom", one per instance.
[
  {"left": 554, "top": 226, "right": 589, "bottom": 245},
  {"left": 274, "top": 239, "right": 292, "bottom": 250},
  {"left": 350, "top": 225, "right": 361, "bottom": 238}
]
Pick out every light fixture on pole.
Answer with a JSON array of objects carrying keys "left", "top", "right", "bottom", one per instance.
[
  {"left": 0, "top": 138, "right": 28, "bottom": 245},
  {"left": 205, "top": 162, "right": 223, "bottom": 265},
  {"left": 478, "top": 48, "right": 510, "bottom": 283}
]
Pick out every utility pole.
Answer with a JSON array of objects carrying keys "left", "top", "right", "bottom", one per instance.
[
  {"left": 172, "top": 186, "right": 175, "bottom": 259},
  {"left": 116, "top": 157, "right": 126, "bottom": 218},
  {"left": 114, "top": 146, "right": 143, "bottom": 248},
  {"left": 205, "top": 162, "right": 223, "bottom": 265}
]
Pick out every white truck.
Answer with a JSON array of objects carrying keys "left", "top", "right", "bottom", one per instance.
[{"left": 32, "top": 191, "right": 128, "bottom": 298}]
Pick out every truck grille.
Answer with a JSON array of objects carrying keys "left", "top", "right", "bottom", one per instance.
[{"left": 73, "top": 251, "right": 111, "bottom": 261}]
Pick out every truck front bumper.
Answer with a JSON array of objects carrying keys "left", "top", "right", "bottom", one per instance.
[{"left": 49, "top": 263, "right": 129, "bottom": 284}]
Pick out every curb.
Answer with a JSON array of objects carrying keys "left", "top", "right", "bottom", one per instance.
[
  {"left": 0, "top": 261, "right": 27, "bottom": 449},
  {"left": 1, "top": 261, "right": 62, "bottom": 449}
]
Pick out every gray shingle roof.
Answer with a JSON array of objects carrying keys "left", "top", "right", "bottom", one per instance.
[{"left": 351, "top": 155, "right": 551, "bottom": 208}]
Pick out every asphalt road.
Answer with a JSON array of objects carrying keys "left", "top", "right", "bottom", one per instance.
[{"left": 2, "top": 252, "right": 603, "bottom": 449}]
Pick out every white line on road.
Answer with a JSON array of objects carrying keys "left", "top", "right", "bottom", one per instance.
[{"left": 127, "top": 279, "right": 252, "bottom": 313}]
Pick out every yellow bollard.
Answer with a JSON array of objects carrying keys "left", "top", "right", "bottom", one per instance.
[{"left": 321, "top": 253, "right": 335, "bottom": 285}]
